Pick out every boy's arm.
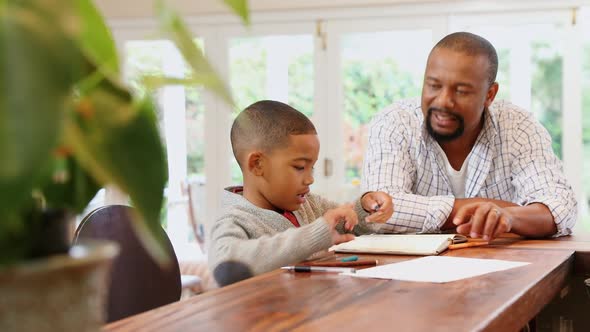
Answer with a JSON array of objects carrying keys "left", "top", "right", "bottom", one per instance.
[
  {"left": 306, "top": 194, "right": 383, "bottom": 235},
  {"left": 208, "top": 217, "right": 333, "bottom": 287}
]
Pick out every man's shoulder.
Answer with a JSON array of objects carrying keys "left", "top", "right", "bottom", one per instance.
[
  {"left": 490, "top": 100, "right": 534, "bottom": 124},
  {"left": 371, "top": 98, "right": 423, "bottom": 127}
]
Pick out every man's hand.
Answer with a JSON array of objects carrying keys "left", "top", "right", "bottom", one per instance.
[
  {"left": 323, "top": 204, "right": 358, "bottom": 244},
  {"left": 452, "top": 202, "right": 513, "bottom": 241},
  {"left": 361, "top": 191, "right": 394, "bottom": 223}
]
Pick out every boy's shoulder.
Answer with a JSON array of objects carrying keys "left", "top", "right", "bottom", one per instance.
[{"left": 217, "top": 188, "right": 264, "bottom": 221}]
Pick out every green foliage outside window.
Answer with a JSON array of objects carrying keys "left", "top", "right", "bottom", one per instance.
[
  {"left": 531, "top": 41, "right": 563, "bottom": 159},
  {"left": 288, "top": 53, "right": 314, "bottom": 117},
  {"left": 343, "top": 59, "right": 421, "bottom": 180}
]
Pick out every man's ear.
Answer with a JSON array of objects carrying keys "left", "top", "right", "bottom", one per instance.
[
  {"left": 247, "top": 151, "right": 265, "bottom": 176},
  {"left": 484, "top": 82, "right": 499, "bottom": 107}
]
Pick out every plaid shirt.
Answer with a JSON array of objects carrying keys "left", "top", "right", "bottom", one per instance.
[{"left": 362, "top": 99, "right": 576, "bottom": 236}]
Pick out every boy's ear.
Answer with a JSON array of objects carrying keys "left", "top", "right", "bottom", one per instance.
[{"left": 246, "top": 151, "right": 265, "bottom": 176}]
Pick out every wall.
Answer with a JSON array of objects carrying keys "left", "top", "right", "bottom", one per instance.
[{"left": 95, "top": 0, "right": 445, "bottom": 19}]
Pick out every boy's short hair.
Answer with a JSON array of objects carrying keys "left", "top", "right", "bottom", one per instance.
[{"left": 231, "top": 100, "right": 317, "bottom": 167}]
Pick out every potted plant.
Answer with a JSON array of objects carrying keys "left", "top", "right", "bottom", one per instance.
[{"left": 0, "top": 0, "right": 247, "bottom": 330}]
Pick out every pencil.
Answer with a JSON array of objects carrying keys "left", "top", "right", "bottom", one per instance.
[
  {"left": 303, "top": 259, "right": 378, "bottom": 267},
  {"left": 467, "top": 237, "right": 489, "bottom": 242},
  {"left": 448, "top": 241, "right": 489, "bottom": 250}
]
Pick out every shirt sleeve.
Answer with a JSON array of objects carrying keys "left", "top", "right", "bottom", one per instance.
[
  {"left": 511, "top": 112, "right": 577, "bottom": 237},
  {"left": 362, "top": 109, "right": 455, "bottom": 233}
]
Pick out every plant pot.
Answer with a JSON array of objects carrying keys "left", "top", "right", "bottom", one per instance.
[{"left": 0, "top": 241, "right": 119, "bottom": 332}]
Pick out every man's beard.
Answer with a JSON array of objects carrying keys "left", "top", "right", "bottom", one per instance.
[{"left": 426, "top": 107, "right": 465, "bottom": 142}]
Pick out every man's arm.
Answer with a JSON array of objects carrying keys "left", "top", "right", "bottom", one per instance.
[
  {"left": 441, "top": 197, "right": 517, "bottom": 230},
  {"left": 509, "top": 111, "right": 576, "bottom": 236},
  {"left": 362, "top": 106, "right": 455, "bottom": 233},
  {"left": 505, "top": 203, "right": 557, "bottom": 237},
  {"left": 447, "top": 199, "right": 556, "bottom": 240},
  {"left": 451, "top": 110, "right": 576, "bottom": 239}
]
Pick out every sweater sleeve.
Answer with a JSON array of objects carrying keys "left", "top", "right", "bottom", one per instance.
[
  {"left": 305, "top": 194, "right": 383, "bottom": 235},
  {"left": 208, "top": 215, "right": 333, "bottom": 286}
]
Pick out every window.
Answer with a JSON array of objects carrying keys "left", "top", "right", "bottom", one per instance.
[
  {"left": 113, "top": 3, "right": 587, "bottom": 240},
  {"left": 454, "top": 23, "right": 567, "bottom": 157},
  {"left": 340, "top": 30, "right": 429, "bottom": 184},
  {"left": 124, "top": 39, "right": 207, "bottom": 246},
  {"left": 581, "top": 6, "right": 590, "bottom": 228},
  {"left": 228, "top": 34, "right": 315, "bottom": 184}
]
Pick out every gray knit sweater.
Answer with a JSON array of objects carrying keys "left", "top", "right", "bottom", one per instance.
[{"left": 208, "top": 188, "right": 381, "bottom": 286}]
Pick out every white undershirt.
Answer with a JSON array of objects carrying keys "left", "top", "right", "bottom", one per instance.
[{"left": 435, "top": 144, "right": 469, "bottom": 198}]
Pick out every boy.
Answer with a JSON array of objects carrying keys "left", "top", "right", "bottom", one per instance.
[{"left": 208, "top": 100, "right": 393, "bottom": 286}]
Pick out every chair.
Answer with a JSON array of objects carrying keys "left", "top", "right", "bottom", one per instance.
[{"left": 74, "top": 205, "right": 182, "bottom": 323}]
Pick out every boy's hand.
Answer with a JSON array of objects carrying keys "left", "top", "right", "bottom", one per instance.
[
  {"left": 361, "top": 191, "right": 393, "bottom": 223},
  {"left": 323, "top": 204, "right": 358, "bottom": 244}
]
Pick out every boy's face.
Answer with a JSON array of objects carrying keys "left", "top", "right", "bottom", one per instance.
[{"left": 258, "top": 134, "right": 319, "bottom": 212}]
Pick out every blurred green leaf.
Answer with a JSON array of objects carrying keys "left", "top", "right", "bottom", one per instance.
[
  {"left": 0, "top": 5, "right": 74, "bottom": 213},
  {"left": 222, "top": 0, "right": 250, "bottom": 25},
  {"left": 0, "top": 210, "right": 31, "bottom": 266},
  {"left": 39, "top": 153, "right": 102, "bottom": 213},
  {"left": 64, "top": 85, "right": 169, "bottom": 264},
  {"left": 72, "top": 0, "right": 120, "bottom": 75},
  {"left": 155, "top": 0, "right": 234, "bottom": 107}
]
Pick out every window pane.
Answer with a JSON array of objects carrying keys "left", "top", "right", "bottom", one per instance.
[
  {"left": 125, "top": 40, "right": 167, "bottom": 134},
  {"left": 124, "top": 40, "right": 170, "bottom": 227},
  {"left": 229, "top": 34, "right": 314, "bottom": 184},
  {"left": 185, "top": 40, "right": 206, "bottom": 222},
  {"left": 581, "top": 6, "right": 590, "bottom": 229},
  {"left": 461, "top": 24, "right": 565, "bottom": 158},
  {"left": 341, "top": 30, "right": 431, "bottom": 184},
  {"left": 124, "top": 39, "right": 207, "bottom": 244}
]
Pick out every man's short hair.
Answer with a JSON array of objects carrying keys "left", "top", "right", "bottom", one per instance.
[
  {"left": 231, "top": 100, "right": 317, "bottom": 167},
  {"left": 432, "top": 32, "right": 498, "bottom": 86}
]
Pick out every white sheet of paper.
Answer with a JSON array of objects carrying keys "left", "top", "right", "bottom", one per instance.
[{"left": 342, "top": 256, "right": 530, "bottom": 283}]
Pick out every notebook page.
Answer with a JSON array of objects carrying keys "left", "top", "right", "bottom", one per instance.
[
  {"left": 342, "top": 256, "right": 530, "bottom": 282},
  {"left": 330, "top": 234, "right": 457, "bottom": 255}
]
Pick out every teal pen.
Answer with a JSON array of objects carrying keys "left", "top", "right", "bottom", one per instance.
[{"left": 340, "top": 255, "right": 358, "bottom": 262}]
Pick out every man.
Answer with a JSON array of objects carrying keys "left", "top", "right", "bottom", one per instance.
[{"left": 362, "top": 32, "right": 576, "bottom": 241}]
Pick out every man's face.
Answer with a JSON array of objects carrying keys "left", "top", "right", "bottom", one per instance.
[{"left": 421, "top": 47, "right": 498, "bottom": 142}]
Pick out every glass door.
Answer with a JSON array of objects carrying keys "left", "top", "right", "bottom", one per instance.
[
  {"left": 222, "top": 23, "right": 316, "bottom": 185},
  {"left": 318, "top": 17, "right": 445, "bottom": 202}
]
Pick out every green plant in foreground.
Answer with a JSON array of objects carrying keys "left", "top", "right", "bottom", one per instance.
[{"left": 0, "top": 0, "right": 248, "bottom": 266}]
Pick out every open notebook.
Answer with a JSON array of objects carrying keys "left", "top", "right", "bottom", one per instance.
[{"left": 330, "top": 234, "right": 468, "bottom": 256}]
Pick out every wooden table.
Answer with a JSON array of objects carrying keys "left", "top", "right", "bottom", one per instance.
[{"left": 104, "top": 243, "right": 576, "bottom": 332}]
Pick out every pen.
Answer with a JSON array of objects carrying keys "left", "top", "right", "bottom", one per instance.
[
  {"left": 448, "top": 241, "right": 489, "bottom": 250},
  {"left": 281, "top": 266, "right": 356, "bottom": 273},
  {"left": 340, "top": 255, "right": 358, "bottom": 262},
  {"left": 304, "top": 259, "right": 378, "bottom": 267}
]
